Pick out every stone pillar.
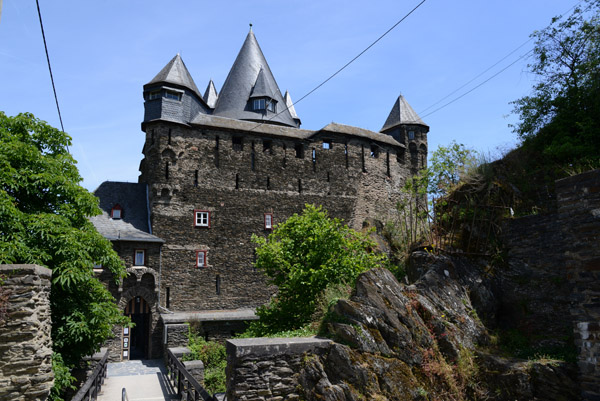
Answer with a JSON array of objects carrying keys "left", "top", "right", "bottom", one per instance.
[
  {"left": 0, "top": 264, "right": 54, "bottom": 401},
  {"left": 183, "top": 360, "right": 204, "bottom": 385},
  {"left": 225, "top": 337, "right": 331, "bottom": 401},
  {"left": 556, "top": 169, "right": 600, "bottom": 401}
]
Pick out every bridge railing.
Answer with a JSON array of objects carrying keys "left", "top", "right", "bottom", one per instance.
[
  {"left": 71, "top": 348, "right": 109, "bottom": 401},
  {"left": 166, "top": 348, "right": 215, "bottom": 401}
]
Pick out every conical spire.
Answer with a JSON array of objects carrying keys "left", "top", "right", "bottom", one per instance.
[
  {"left": 203, "top": 80, "right": 218, "bottom": 109},
  {"left": 380, "top": 95, "right": 428, "bottom": 132},
  {"left": 146, "top": 54, "right": 202, "bottom": 98},
  {"left": 250, "top": 68, "right": 277, "bottom": 98},
  {"left": 212, "top": 30, "right": 298, "bottom": 127},
  {"left": 283, "top": 90, "right": 300, "bottom": 121}
]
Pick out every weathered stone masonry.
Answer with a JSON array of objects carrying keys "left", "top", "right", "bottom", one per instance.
[
  {"left": 0, "top": 264, "right": 54, "bottom": 401},
  {"left": 225, "top": 337, "right": 332, "bottom": 401},
  {"left": 556, "top": 169, "right": 600, "bottom": 400},
  {"left": 139, "top": 122, "right": 425, "bottom": 312}
]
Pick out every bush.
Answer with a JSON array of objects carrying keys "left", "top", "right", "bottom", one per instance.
[
  {"left": 251, "top": 204, "right": 386, "bottom": 335},
  {"left": 184, "top": 330, "right": 227, "bottom": 394}
]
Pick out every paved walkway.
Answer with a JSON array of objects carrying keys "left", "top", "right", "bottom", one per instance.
[{"left": 97, "top": 359, "right": 178, "bottom": 401}]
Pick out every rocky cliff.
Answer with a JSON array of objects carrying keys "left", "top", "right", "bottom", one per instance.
[{"left": 297, "top": 254, "right": 579, "bottom": 401}]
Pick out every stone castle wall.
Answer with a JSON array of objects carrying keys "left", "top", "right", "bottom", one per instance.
[
  {"left": 500, "top": 169, "right": 600, "bottom": 400},
  {"left": 501, "top": 213, "right": 573, "bottom": 343},
  {"left": 0, "top": 264, "right": 54, "bottom": 401},
  {"left": 556, "top": 169, "right": 600, "bottom": 400},
  {"left": 139, "top": 122, "right": 422, "bottom": 312}
]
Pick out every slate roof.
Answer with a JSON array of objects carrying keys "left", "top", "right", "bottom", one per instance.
[
  {"left": 90, "top": 182, "right": 163, "bottom": 243},
  {"left": 380, "top": 95, "right": 428, "bottom": 132},
  {"left": 146, "top": 54, "right": 203, "bottom": 99},
  {"left": 191, "top": 113, "right": 312, "bottom": 140},
  {"left": 283, "top": 90, "right": 300, "bottom": 121},
  {"left": 319, "top": 122, "right": 404, "bottom": 147},
  {"left": 212, "top": 30, "right": 298, "bottom": 127},
  {"left": 203, "top": 79, "right": 218, "bottom": 109},
  {"left": 190, "top": 114, "right": 403, "bottom": 147}
]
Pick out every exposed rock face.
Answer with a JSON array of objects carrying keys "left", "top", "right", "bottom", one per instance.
[
  {"left": 0, "top": 264, "right": 54, "bottom": 401},
  {"left": 297, "top": 256, "right": 578, "bottom": 401}
]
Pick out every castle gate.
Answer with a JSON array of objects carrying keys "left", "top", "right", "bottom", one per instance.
[{"left": 123, "top": 296, "right": 151, "bottom": 360}]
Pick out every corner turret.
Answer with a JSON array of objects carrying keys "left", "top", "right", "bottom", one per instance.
[
  {"left": 143, "top": 54, "right": 210, "bottom": 125},
  {"left": 381, "top": 95, "right": 429, "bottom": 170}
]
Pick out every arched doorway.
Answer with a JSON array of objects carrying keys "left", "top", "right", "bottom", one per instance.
[{"left": 123, "top": 296, "right": 151, "bottom": 360}]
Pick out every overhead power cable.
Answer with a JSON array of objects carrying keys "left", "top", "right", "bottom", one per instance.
[
  {"left": 249, "top": 0, "right": 428, "bottom": 131},
  {"left": 419, "top": 49, "right": 533, "bottom": 119},
  {"left": 418, "top": 38, "right": 534, "bottom": 115},
  {"left": 418, "top": 0, "right": 585, "bottom": 119},
  {"left": 36, "top": 0, "right": 65, "bottom": 134}
]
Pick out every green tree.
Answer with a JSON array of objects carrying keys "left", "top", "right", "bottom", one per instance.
[
  {"left": 511, "top": 0, "right": 600, "bottom": 164},
  {"left": 0, "top": 112, "right": 128, "bottom": 399},
  {"left": 427, "top": 141, "right": 479, "bottom": 197},
  {"left": 251, "top": 204, "right": 386, "bottom": 334}
]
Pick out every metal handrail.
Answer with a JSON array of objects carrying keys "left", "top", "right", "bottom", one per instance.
[
  {"left": 71, "top": 349, "right": 109, "bottom": 401},
  {"left": 122, "top": 388, "right": 129, "bottom": 401},
  {"left": 166, "top": 348, "right": 215, "bottom": 401}
]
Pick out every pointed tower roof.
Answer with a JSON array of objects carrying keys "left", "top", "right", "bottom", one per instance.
[
  {"left": 212, "top": 30, "right": 298, "bottom": 127},
  {"left": 146, "top": 54, "right": 202, "bottom": 99},
  {"left": 250, "top": 68, "right": 277, "bottom": 98},
  {"left": 380, "top": 95, "right": 428, "bottom": 132},
  {"left": 283, "top": 91, "right": 299, "bottom": 119},
  {"left": 203, "top": 80, "right": 218, "bottom": 109},
  {"left": 283, "top": 90, "right": 301, "bottom": 126}
]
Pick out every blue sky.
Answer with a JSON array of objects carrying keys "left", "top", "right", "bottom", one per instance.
[{"left": 0, "top": 0, "right": 579, "bottom": 190}]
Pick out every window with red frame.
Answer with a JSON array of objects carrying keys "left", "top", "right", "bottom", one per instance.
[
  {"left": 111, "top": 204, "right": 122, "bottom": 219},
  {"left": 196, "top": 250, "right": 207, "bottom": 268},
  {"left": 194, "top": 210, "right": 210, "bottom": 227},
  {"left": 264, "top": 213, "right": 273, "bottom": 230}
]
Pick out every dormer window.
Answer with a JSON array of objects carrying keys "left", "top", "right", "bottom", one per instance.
[
  {"left": 253, "top": 98, "right": 266, "bottom": 110},
  {"left": 252, "top": 98, "right": 276, "bottom": 112},
  {"left": 111, "top": 204, "right": 122, "bottom": 219},
  {"left": 165, "top": 90, "right": 182, "bottom": 101},
  {"left": 148, "top": 90, "right": 161, "bottom": 100}
]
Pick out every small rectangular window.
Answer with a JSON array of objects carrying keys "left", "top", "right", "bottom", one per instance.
[
  {"left": 264, "top": 213, "right": 273, "bottom": 230},
  {"left": 253, "top": 99, "right": 266, "bottom": 110},
  {"left": 196, "top": 250, "right": 207, "bottom": 268},
  {"left": 295, "top": 143, "right": 304, "bottom": 158},
  {"left": 134, "top": 250, "right": 145, "bottom": 266},
  {"left": 267, "top": 101, "right": 276, "bottom": 112},
  {"left": 111, "top": 206, "right": 122, "bottom": 219},
  {"left": 408, "top": 131, "right": 415, "bottom": 140},
  {"left": 323, "top": 140, "right": 331, "bottom": 150},
  {"left": 370, "top": 145, "right": 379, "bottom": 158},
  {"left": 194, "top": 210, "right": 210, "bottom": 227},
  {"left": 148, "top": 91, "right": 161, "bottom": 100},
  {"left": 165, "top": 90, "right": 182, "bottom": 101},
  {"left": 232, "top": 137, "right": 243, "bottom": 151},
  {"left": 263, "top": 140, "right": 272, "bottom": 152}
]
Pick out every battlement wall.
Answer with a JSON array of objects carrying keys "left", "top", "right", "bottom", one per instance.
[{"left": 137, "top": 121, "right": 425, "bottom": 311}]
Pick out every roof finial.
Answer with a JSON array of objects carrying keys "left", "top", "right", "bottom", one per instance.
[{"left": 249, "top": 23, "right": 253, "bottom": 32}]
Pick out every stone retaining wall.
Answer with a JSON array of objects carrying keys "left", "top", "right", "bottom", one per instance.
[
  {"left": 556, "top": 169, "right": 600, "bottom": 400},
  {"left": 225, "top": 337, "right": 331, "bottom": 401},
  {"left": 0, "top": 264, "right": 54, "bottom": 401}
]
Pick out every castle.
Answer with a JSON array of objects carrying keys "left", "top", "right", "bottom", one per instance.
[{"left": 91, "top": 28, "right": 429, "bottom": 361}]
